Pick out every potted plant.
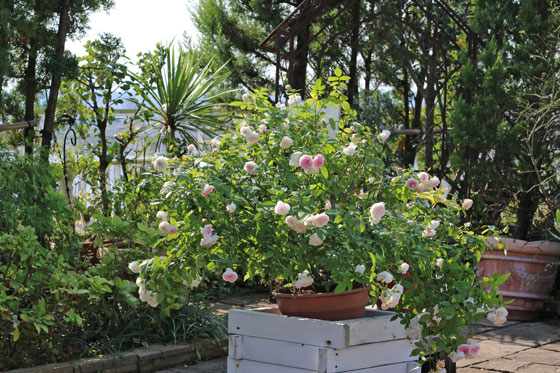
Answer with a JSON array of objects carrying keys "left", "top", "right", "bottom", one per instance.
[{"left": 131, "top": 72, "right": 507, "bottom": 363}]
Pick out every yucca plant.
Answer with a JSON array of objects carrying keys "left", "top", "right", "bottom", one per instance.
[{"left": 130, "top": 43, "right": 232, "bottom": 152}]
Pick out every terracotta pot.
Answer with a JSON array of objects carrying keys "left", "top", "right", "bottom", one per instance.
[
  {"left": 274, "top": 287, "right": 370, "bottom": 321},
  {"left": 477, "top": 237, "right": 560, "bottom": 320}
]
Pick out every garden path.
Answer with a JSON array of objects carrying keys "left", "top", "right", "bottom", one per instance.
[{"left": 157, "top": 293, "right": 560, "bottom": 373}]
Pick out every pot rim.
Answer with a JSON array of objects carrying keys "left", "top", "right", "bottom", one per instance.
[{"left": 273, "top": 286, "right": 370, "bottom": 299}]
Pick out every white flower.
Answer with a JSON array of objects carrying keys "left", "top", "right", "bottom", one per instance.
[
  {"left": 200, "top": 234, "right": 219, "bottom": 247},
  {"left": 201, "top": 184, "right": 214, "bottom": 196},
  {"left": 187, "top": 144, "right": 196, "bottom": 153},
  {"left": 355, "top": 264, "right": 366, "bottom": 275},
  {"left": 376, "top": 271, "right": 394, "bottom": 284},
  {"left": 495, "top": 307, "right": 508, "bottom": 318},
  {"left": 286, "top": 215, "right": 307, "bottom": 233},
  {"left": 436, "top": 258, "right": 444, "bottom": 267},
  {"left": 400, "top": 263, "right": 410, "bottom": 275},
  {"left": 325, "top": 201, "right": 332, "bottom": 209},
  {"left": 240, "top": 124, "right": 252, "bottom": 136},
  {"left": 358, "top": 189, "right": 367, "bottom": 199},
  {"left": 242, "top": 92, "right": 251, "bottom": 102},
  {"left": 379, "top": 287, "right": 402, "bottom": 310},
  {"left": 311, "top": 213, "right": 329, "bottom": 228},
  {"left": 183, "top": 274, "right": 202, "bottom": 287},
  {"left": 153, "top": 156, "right": 169, "bottom": 171},
  {"left": 462, "top": 198, "right": 473, "bottom": 211},
  {"left": 288, "top": 94, "right": 302, "bottom": 107},
  {"left": 430, "top": 220, "right": 440, "bottom": 230},
  {"left": 308, "top": 233, "right": 323, "bottom": 246},
  {"left": 274, "top": 201, "right": 291, "bottom": 216},
  {"left": 128, "top": 261, "right": 142, "bottom": 274},
  {"left": 244, "top": 161, "right": 258, "bottom": 175},
  {"left": 245, "top": 131, "right": 260, "bottom": 144},
  {"left": 379, "top": 129, "right": 391, "bottom": 143},
  {"left": 294, "top": 270, "right": 313, "bottom": 288},
  {"left": 370, "top": 202, "right": 386, "bottom": 224},
  {"left": 289, "top": 152, "right": 303, "bottom": 166},
  {"left": 279, "top": 136, "right": 294, "bottom": 149},
  {"left": 342, "top": 143, "right": 356, "bottom": 155},
  {"left": 258, "top": 124, "right": 267, "bottom": 133},
  {"left": 276, "top": 102, "right": 286, "bottom": 110},
  {"left": 226, "top": 202, "right": 237, "bottom": 213},
  {"left": 428, "top": 176, "right": 440, "bottom": 189},
  {"left": 159, "top": 221, "right": 178, "bottom": 235},
  {"left": 449, "top": 351, "right": 465, "bottom": 363},
  {"left": 156, "top": 211, "right": 168, "bottom": 221},
  {"left": 422, "top": 228, "right": 437, "bottom": 238}
]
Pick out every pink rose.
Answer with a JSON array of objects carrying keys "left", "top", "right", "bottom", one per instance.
[
  {"left": 201, "top": 184, "right": 214, "bottom": 196},
  {"left": 418, "top": 172, "right": 429, "bottom": 182},
  {"left": 468, "top": 342, "right": 480, "bottom": 357},
  {"left": 406, "top": 178, "right": 419, "bottom": 190},
  {"left": 449, "top": 351, "right": 465, "bottom": 363},
  {"left": 245, "top": 131, "right": 260, "bottom": 143},
  {"left": 201, "top": 224, "right": 213, "bottom": 238},
  {"left": 299, "top": 155, "right": 313, "bottom": 169},
  {"left": 370, "top": 202, "right": 385, "bottom": 224},
  {"left": 312, "top": 154, "right": 325, "bottom": 169},
  {"left": 222, "top": 268, "right": 238, "bottom": 283},
  {"left": 244, "top": 161, "right": 258, "bottom": 175},
  {"left": 312, "top": 213, "right": 329, "bottom": 227},
  {"left": 458, "top": 344, "right": 470, "bottom": 355}
]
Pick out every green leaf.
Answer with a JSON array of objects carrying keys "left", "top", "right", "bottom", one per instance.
[
  {"left": 320, "top": 167, "right": 328, "bottom": 178},
  {"left": 12, "top": 326, "right": 19, "bottom": 342},
  {"left": 334, "top": 68, "right": 342, "bottom": 77}
]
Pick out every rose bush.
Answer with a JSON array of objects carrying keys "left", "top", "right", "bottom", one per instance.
[{"left": 133, "top": 71, "right": 507, "bottom": 360}]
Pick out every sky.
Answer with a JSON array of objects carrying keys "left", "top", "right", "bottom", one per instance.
[{"left": 66, "top": 0, "right": 198, "bottom": 60}]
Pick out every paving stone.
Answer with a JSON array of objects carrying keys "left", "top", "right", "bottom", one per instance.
[
  {"left": 506, "top": 347, "right": 560, "bottom": 366},
  {"left": 457, "top": 367, "right": 493, "bottom": 372},
  {"left": 217, "top": 293, "right": 270, "bottom": 306},
  {"left": 156, "top": 356, "right": 227, "bottom": 373},
  {"left": 473, "top": 322, "right": 560, "bottom": 347},
  {"left": 471, "top": 357, "right": 529, "bottom": 372},
  {"left": 542, "top": 341, "right": 560, "bottom": 352},
  {"left": 515, "top": 363, "right": 560, "bottom": 372}
]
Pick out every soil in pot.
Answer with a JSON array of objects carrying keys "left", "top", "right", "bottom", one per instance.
[{"left": 273, "top": 287, "right": 370, "bottom": 321}]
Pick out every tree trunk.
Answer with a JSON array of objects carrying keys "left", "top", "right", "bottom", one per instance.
[
  {"left": 292, "top": 23, "right": 310, "bottom": 95},
  {"left": 23, "top": 41, "right": 38, "bottom": 155},
  {"left": 514, "top": 190, "right": 537, "bottom": 240},
  {"left": 40, "top": 0, "right": 71, "bottom": 161},
  {"left": 402, "top": 69, "right": 411, "bottom": 167},
  {"left": 347, "top": 0, "right": 360, "bottom": 107},
  {"left": 404, "top": 90, "right": 423, "bottom": 167},
  {"left": 98, "top": 119, "right": 110, "bottom": 215}
]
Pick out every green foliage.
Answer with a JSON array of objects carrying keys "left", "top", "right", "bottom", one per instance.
[
  {"left": 130, "top": 43, "right": 232, "bottom": 152},
  {"left": 137, "top": 74, "right": 505, "bottom": 357}
]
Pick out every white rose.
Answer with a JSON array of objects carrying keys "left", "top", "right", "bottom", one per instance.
[
  {"left": 422, "top": 228, "right": 436, "bottom": 238},
  {"left": 275, "top": 102, "right": 286, "bottom": 110},
  {"left": 258, "top": 124, "right": 267, "bottom": 133},
  {"left": 379, "top": 129, "right": 391, "bottom": 143},
  {"left": 400, "top": 263, "right": 409, "bottom": 275},
  {"left": 308, "top": 233, "right": 323, "bottom": 246},
  {"left": 200, "top": 234, "right": 219, "bottom": 247},
  {"left": 226, "top": 202, "right": 237, "bottom": 213},
  {"left": 152, "top": 156, "right": 169, "bottom": 171},
  {"left": 289, "top": 152, "right": 303, "bottom": 166},
  {"left": 376, "top": 271, "right": 394, "bottom": 284},
  {"left": 187, "top": 144, "right": 196, "bottom": 153},
  {"left": 240, "top": 125, "right": 252, "bottom": 136},
  {"left": 355, "top": 264, "right": 366, "bottom": 275},
  {"left": 279, "top": 136, "right": 294, "bottom": 149},
  {"left": 156, "top": 211, "right": 168, "bottom": 221},
  {"left": 462, "top": 198, "right": 473, "bottom": 211},
  {"left": 294, "top": 270, "right": 313, "bottom": 288},
  {"left": 311, "top": 213, "right": 329, "bottom": 228},
  {"left": 370, "top": 202, "right": 386, "bottom": 224},
  {"left": 274, "top": 201, "right": 291, "bottom": 216},
  {"left": 342, "top": 143, "right": 356, "bottom": 155},
  {"left": 428, "top": 176, "right": 440, "bottom": 189},
  {"left": 430, "top": 220, "right": 441, "bottom": 230},
  {"left": 436, "top": 258, "right": 444, "bottom": 267},
  {"left": 245, "top": 131, "right": 260, "bottom": 144},
  {"left": 128, "top": 261, "right": 141, "bottom": 274},
  {"left": 417, "top": 172, "right": 430, "bottom": 183}
]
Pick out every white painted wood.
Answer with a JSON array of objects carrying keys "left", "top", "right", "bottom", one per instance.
[
  {"left": 227, "top": 358, "right": 315, "bottom": 373},
  {"left": 407, "top": 361, "right": 421, "bottom": 372},
  {"left": 339, "top": 362, "right": 412, "bottom": 373},
  {"left": 319, "top": 339, "right": 415, "bottom": 372},
  {"left": 228, "top": 335, "right": 242, "bottom": 360},
  {"left": 347, "top": 308, "right": 409, "bottom": 346},
  {"left": 230, "top": 335, "right": 320, "bottom": 370},
  {"left": 228, "top": 308, "right": 347, "bottom": 348}
]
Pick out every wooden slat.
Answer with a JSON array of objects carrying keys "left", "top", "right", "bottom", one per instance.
[
  {"left": 227, "top": 358, "right": 315, "bottom": 373},
  {"left": 319, "top": 339, "right": 416, "bottom": 372},
  {"left": 347, "top": 308, "right": 409, "bottom": 346},
  {"left": 228, "top": 308, "right": 347, "bottom": 348},
  {"left": 229, "top": 334, "right": 321, "bottom": 370}
]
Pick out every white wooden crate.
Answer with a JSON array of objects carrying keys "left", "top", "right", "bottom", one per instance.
[{"left": 227, "top": 307, "right": 419, "bottom": 373}]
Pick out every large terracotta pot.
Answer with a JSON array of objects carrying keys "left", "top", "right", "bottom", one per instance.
[
  {"left": 477, "top": 237, "right": 560, "bottom": 320},
  {"left": 274, "top": 287, "right": 370, "bottom": 321}
]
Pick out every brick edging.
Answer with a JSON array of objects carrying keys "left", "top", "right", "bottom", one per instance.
[{"left": 5, "top": 338, "right": 228, "bottom": 373}]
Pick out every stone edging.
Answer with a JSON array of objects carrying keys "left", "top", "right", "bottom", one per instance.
[{"left": 5, "top": 338, "right": 227, "bottom": 373}]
